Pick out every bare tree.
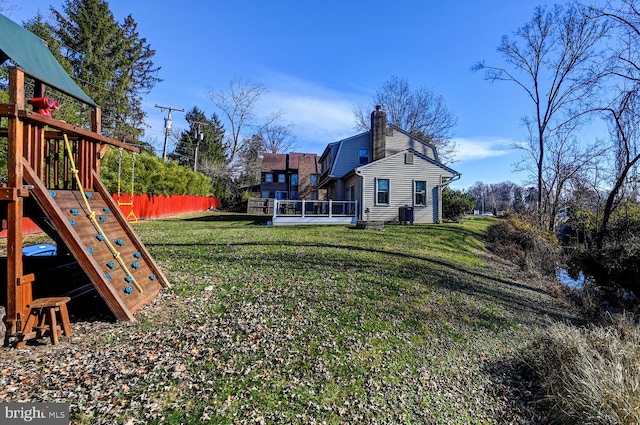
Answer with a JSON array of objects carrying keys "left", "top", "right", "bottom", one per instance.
[
  {"left": 258, "top": 116, "right": 298, "bottom": 154},
  {"left": 474, "top": 4, "right": 608, "bottom": 225},
  {"left": 0, "top": 1, "right": 16, "bottom": 14},
  {"left": 513, "top": 117, "right": 608, "bottom": 230},
  {"left": 259, "top": 123, "right": 296, "bottom": 154},
  {"left": 585, "top": 0, "right": 640, "bottom": 248},
  {"left": 543, "top": 131, "right": 606, "bottom": 231},
  {"left": 594, "top": 89, "right": 640, "bottom": 248},
  {"left": 207, "top": 79, "right": 268, "bottom": 163},
  {"left": 353, "top": 75, "right": 458, "bottom": 162}
]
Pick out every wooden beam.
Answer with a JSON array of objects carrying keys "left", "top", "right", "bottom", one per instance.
[
  {"left": 0, "top": 103, "right": 18, "bottom": 117},
  {"left": 91, "top": 106, "right": 101, "bottom": 135},
  {"left": 93, "top": 169, "right": 171, "bottom": 291},
  {"left": 22, "top": 160, "right": 135, "bottom": 321},
  {"left": 18, "top": 110, "right": 140, "bottom": 153},
  {"left": 6, "top": 67, "right": 27, "bottom": 335},
  {"left": 0, "top": 188, "right": 30, "bottom": 201}
]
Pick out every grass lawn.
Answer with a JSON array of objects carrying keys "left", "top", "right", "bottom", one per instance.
[{"left": 1, "top": 213, "right": 579, "bottom": 424}]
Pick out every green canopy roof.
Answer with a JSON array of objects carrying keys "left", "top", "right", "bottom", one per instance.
[{"left": 0, "top": 13, "right": 97, "bottom": 107}]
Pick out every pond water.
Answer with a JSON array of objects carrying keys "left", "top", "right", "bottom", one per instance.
[{"left": 556, "top": 268, "right": 585, "bottom": 289}]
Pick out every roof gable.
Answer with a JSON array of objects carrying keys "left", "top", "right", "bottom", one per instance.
[{"left": 358, "top": 148, "right": 460, "bottom": 176}]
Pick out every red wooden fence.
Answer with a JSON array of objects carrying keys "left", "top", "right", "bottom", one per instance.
[{"left": 2, "top": 194, "right": 220, "bottom": 236}]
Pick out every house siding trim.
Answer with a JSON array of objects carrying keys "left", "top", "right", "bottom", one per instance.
[{"left": 357, "top": 149, "right": 458, "bottom": 224}]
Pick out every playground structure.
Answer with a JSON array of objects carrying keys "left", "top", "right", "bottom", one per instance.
[
  {"left": 0, "top": 51, "right": 169, "bottom": 340},
  {"left": 116, "top": 147, "right": 138, "bottom": 222}
]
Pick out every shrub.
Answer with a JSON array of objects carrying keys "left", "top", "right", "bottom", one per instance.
[
  {"left": 521, "top": 315, "right": 640, "bottom": 425},
  {"left": 485, "top": 216, "right": 559, "bottom": 274},
  {"left": 100, "top": 149, "right": 213, "bottom": 196},
  {"left": 566, "top": 202, "right": 640, "bottom": 303},
  {"left": 442, "top": 187, "right": 476, "bottom": 222}
]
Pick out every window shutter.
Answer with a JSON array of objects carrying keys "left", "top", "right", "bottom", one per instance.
[
  {"left": 412, "top": 179, "right": 415, "bottom": 207},
  {"left": 374, "top": 177, "right": 377, "bottom": 206}
]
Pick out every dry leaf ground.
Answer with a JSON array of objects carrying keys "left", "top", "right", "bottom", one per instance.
[{"left": 0, "top": 214, "right": 579, "bottom": 424}]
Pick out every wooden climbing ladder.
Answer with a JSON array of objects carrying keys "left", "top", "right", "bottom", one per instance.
[{"left": 1, "top": 67, "right": 169, "bottom": 338}]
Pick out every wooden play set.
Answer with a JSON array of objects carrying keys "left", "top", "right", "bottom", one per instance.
[{"left": 0, "top": 15, "right": 169, "bottom": 346}]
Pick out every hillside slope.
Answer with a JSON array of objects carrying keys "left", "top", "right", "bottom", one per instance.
[{"left": 1, "top": 214, "right": 578, "bottom": 424}]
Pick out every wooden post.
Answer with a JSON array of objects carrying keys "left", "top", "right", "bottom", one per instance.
[
  {"left": 33, "top": 81, "right": 46, "bottom": 178},
  {"left": 6, "top": 67, "right": 27, "bottom": 335},
  {"left": 91, "top": 107, "right": 102, "bottom": 186}
]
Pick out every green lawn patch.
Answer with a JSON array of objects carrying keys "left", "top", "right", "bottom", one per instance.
[{"left": 1, "top": 213, "right": 579, "bottom": 424}]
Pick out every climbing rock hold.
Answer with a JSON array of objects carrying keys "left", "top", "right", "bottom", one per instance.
[
  {"left": 131, "top": 261, "right": 140, "bottom": 269},
  {"left": 103, "top": 207, "right": 111, "bottom": 214},
  {"left": 115, "top": 239, "right": 125, "bottom": 246},
  {"left": 85, "top": 192, "right": 92, "bottom": 199},
  {"left": 87, "top": 247, "right": 94, "bottom": 254},
  {"left": 125, "top": 275, "right": 133, "bottom": 283},
  {"left": 49, "top": 191, "right": 56, "bottom": 198},
  {"left": 68, "top": 219, "right": 75, "bottom": 226},
  {"left": 99, "top": 215, "right": 107, "bottom": 222},
  {"left": 149, "top": 274, "right": 156, "bottom": 281},
  {"left": 133, "top": 252, "right": 142, "bottom": 259},
  {"left": 96, "top": 234, "right": 105, "bottom": 241},
  {"left": 105, "top": 273, "right": 111, "bottom": 280},
  {"left": 70, "top": 208, "right": 79, "bottom": 216},
  {"left": 123, "top": 286, "right": 133, "bottom": 294},
  {"left": 106, "top": 261, "right": 115, "bottom": 269}
]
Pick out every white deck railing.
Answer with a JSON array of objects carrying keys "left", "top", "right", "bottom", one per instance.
[{"left": 272, "top": 199, "right": 358, "bottom": 226}]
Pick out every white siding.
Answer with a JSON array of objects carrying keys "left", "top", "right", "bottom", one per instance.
[
  {"left": 359, "top": 152, "right": 453, "bottom": 224},
  {"left": 385, "top": 129, "right": 437, "bottom": 159},
  {"left": 344, "top": 174, "right": 362, "bottom": 218}
]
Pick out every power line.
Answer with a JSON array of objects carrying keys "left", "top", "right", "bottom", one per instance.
[
  {"left": 154, "top": 104, "right": 184, "bottom": 161},
  {"left": 188, "top": 119, "right": 208, "bottom": 172}
]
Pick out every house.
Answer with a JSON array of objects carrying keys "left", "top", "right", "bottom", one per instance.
[
  {"left": 318, "top": 106, "right": 461, "bottom": 224},
  {"left": 260, "top": 152, "right": 322, "bottom": 200}
]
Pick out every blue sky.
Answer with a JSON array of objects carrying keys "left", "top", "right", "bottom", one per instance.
[{"left": 6, "top": 0, "right": 567, "bottom": 189}]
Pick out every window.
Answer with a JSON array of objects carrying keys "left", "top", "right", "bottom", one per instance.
[
  {"left": 359, "top": 148, "right": 369, "bottom": 165},
  {"left": 349, "top": 185, "right": 355, "bottom": 201},
  {"left": 415, "top": 181, "right": 426, "bottom": 205},
  {"left": 310, "top": 174, "right": 318, "bottom": 186},
  {"left": 291, "top": 191, "right": 298, "bottom": 200},
  {"left": 291, "top": 174, "right": 299, "bottom": 186},
  {"left": 376, "top": 179, "right": 389, "bottom": 204},
  {"left": 405, "top": 153, "right": 414, "bottom": 164},
  {"left": 278, "top": 174, "right": 285, "bottom": 183},
  {"left": 261, "top": 190, "right": 270, "bottom": 199},
  {"left": 264, "top": 173, "right": 273, "bottom": 183},
  {"left": 275, "top": 191, "right": 288, "bottom": 200}
]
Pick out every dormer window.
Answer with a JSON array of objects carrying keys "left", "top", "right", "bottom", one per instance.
[{"left": 359, "top": 148, "right": 369, "bottom": 165}]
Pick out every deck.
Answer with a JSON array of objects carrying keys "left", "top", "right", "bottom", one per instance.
[{"left": 272, "top": 199, "right": 358, "bottom": 226}]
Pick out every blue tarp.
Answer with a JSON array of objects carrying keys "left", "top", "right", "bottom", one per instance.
[{"left": 23, "top": 244, "right": 57, "bottom": 256}]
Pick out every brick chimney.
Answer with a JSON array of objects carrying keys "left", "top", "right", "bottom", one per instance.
[{"left": 371, "top": 105, "right": 386, "bottom": 161}]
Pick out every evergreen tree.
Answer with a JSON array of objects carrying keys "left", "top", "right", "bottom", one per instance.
[
  {"left": 23, "top": 13, "right": 86, "bottom": 126},
  {"left": 113, "top": 15, "right": 161, "bottom": 138},
  {"left": 236, "top": 135, "right": 264, "bottom": 187},
  {"left": 443, "top": 188, "right": 476, "bottom": 222},
  {"left": 169, "top": 106, "right": 226, "bottom": 169},
  {"left": 51, "top": 0, "right": 161, "bottom": 138}
]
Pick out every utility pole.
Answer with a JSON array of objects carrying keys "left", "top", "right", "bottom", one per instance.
[
  {"left": 188, "top": 120, "right": 207, "bottom": 172},
  {"left": 155, "top": 104, "right": 184, "bottom": 161}
]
